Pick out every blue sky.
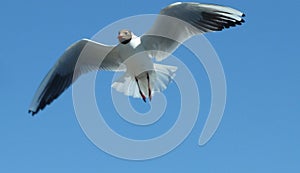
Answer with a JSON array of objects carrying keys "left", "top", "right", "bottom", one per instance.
[{"left": 1, "top": 0, "right": 300, "bottom": 172}]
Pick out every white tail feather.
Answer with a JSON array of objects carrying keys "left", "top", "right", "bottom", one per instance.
[{"left": 111, "top": 63, "right": 177, "bottom": 98}]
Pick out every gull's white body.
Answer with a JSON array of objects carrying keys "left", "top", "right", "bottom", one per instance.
[
  {"left": 111, "top": 34, "right": 177, "bottom": 98},
  {"left": 118, "top": 35, "right": 153, "bottom": 76},
  {"left": 29, "top": 2, "right": 245, "bottom": 115}
]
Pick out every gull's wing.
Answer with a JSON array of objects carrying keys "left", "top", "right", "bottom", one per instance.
[
  {"left": 29, "top": 39, "right": 122, "bottom": 115},
  {"left": 141, "top": 2, "right": 245, "bottom": 61}
]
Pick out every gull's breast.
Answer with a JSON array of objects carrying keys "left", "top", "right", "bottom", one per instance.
[{"left": 124, "top": 51, "right": 154, "bottom": 76}]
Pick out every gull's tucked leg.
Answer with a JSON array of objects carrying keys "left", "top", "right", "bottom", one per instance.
[
  {"left": 135, "top": 76, "right": 146, "bottom": 102},
  {"left": 147, "top": 72, "right": 152, "bottom": 101}
]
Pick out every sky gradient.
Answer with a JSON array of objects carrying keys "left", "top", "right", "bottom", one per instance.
[{"left": 1, "top": 0, "right": 299, "bottom": 172}]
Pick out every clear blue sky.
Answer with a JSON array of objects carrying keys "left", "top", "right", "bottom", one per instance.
[{"left": 1, "top": 0, "right": 299, "bottom": 172}]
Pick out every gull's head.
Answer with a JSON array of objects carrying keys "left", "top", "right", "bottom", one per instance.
[{"left": 118, "top": 29, "right": 132, "bottom": 44}]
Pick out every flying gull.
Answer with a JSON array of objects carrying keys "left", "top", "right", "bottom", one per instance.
[{"left": 29, "top": 2, "right": 245, "bottom": 115}]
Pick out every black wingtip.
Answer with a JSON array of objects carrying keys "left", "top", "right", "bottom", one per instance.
[
  {"left": 28, "top": 110, "right": 37, "bottom": 116},
  {"left": 242, "top": 13, "right": 246, "bottom": 17}
]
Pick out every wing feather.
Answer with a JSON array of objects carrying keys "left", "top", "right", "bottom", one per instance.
[
  {"left": 141, "top": 2, "right": 245, "bottom": 61},
  {"left": 29, "top": 39, "right": 122, "bottom": 115}
]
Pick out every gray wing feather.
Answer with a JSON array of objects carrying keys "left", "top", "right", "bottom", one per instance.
[
  {"left": 141, "top": 2, "right": 245, "bottom": 61},
  {"left": 29, "top": 39, "right": 122, "bottom": 115}
]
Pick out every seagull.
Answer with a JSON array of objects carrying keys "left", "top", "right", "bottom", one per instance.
[{"left": 28, "top": 2, "right": 245, "bottom": 115}]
